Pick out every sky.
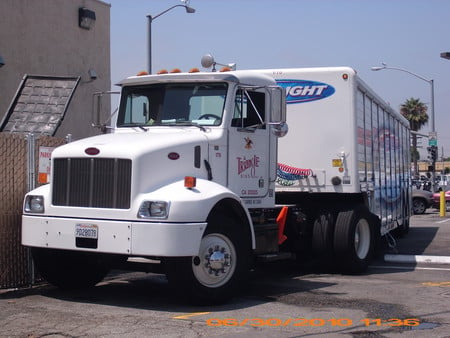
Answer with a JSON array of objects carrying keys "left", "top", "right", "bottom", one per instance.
[{"left": 108, "top": 0, "right": 450, "bottom": 159}]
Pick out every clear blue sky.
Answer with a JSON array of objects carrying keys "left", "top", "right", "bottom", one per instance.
[{"left": 108, "top": 0, "right": 450, "bottom": 159}]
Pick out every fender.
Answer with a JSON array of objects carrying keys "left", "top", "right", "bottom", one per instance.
[{"left": 140, "top": 178, "right": 256, "bottom": 249}]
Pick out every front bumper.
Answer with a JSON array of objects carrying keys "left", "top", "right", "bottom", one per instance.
[{"left": 22, "top": 215, "right": 206, "bottom": 257}]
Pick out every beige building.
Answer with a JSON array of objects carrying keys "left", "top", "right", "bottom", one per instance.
[
  {"left": 0, "top": 0, "right": 111, "bottom": 140},
  {"left": 417, "top": 161, "right": 450, "bottom": 175}
]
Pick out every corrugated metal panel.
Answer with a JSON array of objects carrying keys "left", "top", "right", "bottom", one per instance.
[{"left": 0, "top": 75, "right": 80, "bottom": 136}]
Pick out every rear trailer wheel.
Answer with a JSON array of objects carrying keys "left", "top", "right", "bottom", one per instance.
[
  {"left": 31, "top": 248, "right": 110, "bottom": 289},
  {"left": 312, "top": 211, "right": 335, "bottom": 256},
  {"left": 333, "top": 206, "right": 376, "bottom": 273},
  {"left": 393, "top": 201, "right": 411, "bottom": 238},
  {"left": 165, "top": 216, "right": 250, "bottom": 304}
]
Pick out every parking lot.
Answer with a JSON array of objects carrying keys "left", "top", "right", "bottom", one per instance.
[{"left": 1, "top": 209, "right": 449, "bottom": 338}]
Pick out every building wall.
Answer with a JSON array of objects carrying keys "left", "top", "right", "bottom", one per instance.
[
  {"left": 0, "top": 0, "right": 110, "bottom": 140},
  {"left": 417, "top": 161, "right": 450, "bottom": 174}
]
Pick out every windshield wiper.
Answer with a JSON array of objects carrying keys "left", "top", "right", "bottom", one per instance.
[
  {"left": 163, "top": 121, "right": 206, "bottom": 132},
  {"left": 118, "top": 123, "right": 149, "bottom": 131}
]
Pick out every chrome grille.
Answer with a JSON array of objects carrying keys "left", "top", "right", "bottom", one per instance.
[{"left": 52, "top": 158, "right": 132, "bottom": 209}]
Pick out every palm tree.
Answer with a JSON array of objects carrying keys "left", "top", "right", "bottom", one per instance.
[{"left": 400, "top": 98, "right": 429, "bottom": 177}]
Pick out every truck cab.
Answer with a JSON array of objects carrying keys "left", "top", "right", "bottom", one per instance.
[{"left": 22, "top": 70, "right": 287, "bottom": 304}]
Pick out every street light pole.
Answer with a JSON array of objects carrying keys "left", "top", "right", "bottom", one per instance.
[
  {"left": 371, "top": 63, "right": 436, "bottom": 189},
  {"left": 147, "top": 4, "right": 195, "bottom": 74}
]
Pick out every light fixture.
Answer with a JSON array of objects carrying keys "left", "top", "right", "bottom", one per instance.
[
  {"left": 201, "top": 54, "right": 236, "bottom": 72},
  {"left": 440, "top": 52, "right": 450, "bottom": 60},
  {"left": 88, "top": 68, "right": 97, "bottom": 80},
  {"left": 79, "top": 7, "right": 96, "bottom": 30},
  {"left": 147, "top": 3, "right": 196, "bottom": 73}
]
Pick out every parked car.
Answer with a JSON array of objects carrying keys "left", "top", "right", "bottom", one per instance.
[
  {"left": 432, "top": 190, "right": 450, "bottom": 210},
  {"left": 412, "top": 188, "right": 434, "bottom": 214},
  {"left": 435, "top": 174, "right": 450, "bottom": 191}
]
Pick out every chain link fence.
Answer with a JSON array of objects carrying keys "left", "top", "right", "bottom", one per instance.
[{"left": 0, "top": 133, "right": 66, "bottom": 289}]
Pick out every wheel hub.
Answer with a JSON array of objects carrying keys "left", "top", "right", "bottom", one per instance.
[
  {"left": 354, "top": 220, "right": 371, "bottom": 259},
  {"left": 204, "top": 246, "right": 230, "bottom": 275}
]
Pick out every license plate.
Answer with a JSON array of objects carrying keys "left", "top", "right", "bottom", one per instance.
[{"left": 75, "top": 223, "right": 98, "bottom": 239}]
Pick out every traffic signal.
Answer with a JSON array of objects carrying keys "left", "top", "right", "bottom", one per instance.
[{"left": 428, "top": 145, "right": 438, "bottom": 161}]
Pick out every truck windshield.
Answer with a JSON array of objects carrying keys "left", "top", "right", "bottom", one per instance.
[{"left": 117, "top": 83, "right": 228, "bottom": 128}]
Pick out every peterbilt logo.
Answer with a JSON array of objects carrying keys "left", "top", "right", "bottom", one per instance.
[{"left": 276, "top": 79, "right": 335, "bottom": 104}]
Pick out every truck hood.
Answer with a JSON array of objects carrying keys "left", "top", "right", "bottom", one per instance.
[
  {"left": 51, "top": 128, "right": 212, "bottom": 196},
  {"left": 52, "top": 128, "right": 209, "bottom": 159}
]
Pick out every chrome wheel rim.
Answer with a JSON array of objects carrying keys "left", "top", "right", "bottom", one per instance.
[
  {"left": 192, "top": 233, "right": 236, "bottom": 288},
  {"left": 354, "top": 219, "right": 371, "bottom": 259}
]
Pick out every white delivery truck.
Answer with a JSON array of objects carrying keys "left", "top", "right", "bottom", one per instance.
[{"left": 22, "top": 66, "right": 411, "bottom": 303}]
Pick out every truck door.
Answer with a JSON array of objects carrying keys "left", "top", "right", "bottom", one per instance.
[{"left": 228, "top": 88, "right": 270, "bottom": 201}]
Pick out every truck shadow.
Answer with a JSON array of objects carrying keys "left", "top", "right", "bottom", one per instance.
[
  {"left": 1, "top": 221, "right": 439, "bottom": 311},
  {"left": 380, "top": 226, "right": 440, "bottom": 255},
  {"left": 0, "top": 263, "right": 339, "bottom": 312}
]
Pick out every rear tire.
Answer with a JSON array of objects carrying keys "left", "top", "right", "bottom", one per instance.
[
  {"left": 333, "top": 206, "right": 377, "bottom": 273},
  {"left": 312, "top": 210, "right": 335, "bottom": 256},
  {"left": 31, "top": 248, "right": 110, "bottom": 289},
  {"left": 165, "top": 216, "right": 250, "bottom": 304}
]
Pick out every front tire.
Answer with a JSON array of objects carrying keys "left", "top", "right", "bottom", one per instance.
[{"left": 165, "top": 216, "right": 250, "bottom": 304}]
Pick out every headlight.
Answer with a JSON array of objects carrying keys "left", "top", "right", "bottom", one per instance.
[
  {"left": 138, "top": 201, "right": 169, "bottom": 219},
  {"left": 24, "top": 195, "right": 45, "bottom": 213}
]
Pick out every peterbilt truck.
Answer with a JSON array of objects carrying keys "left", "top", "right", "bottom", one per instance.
[{"left": 22, "top": 66, "right": 411, "bottom": 304}]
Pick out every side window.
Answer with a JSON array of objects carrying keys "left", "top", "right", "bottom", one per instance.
[
  {"left": 232, "top": 89, "right": 265, "bottom": 129},
  {"left": 123, "top": 94, "right": 149, "bottom": 124}
]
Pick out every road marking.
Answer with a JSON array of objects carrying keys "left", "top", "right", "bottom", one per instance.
[
  {"left": 173, "top": 312, "right": 211, "bottom": 319},
  {"left": 436, "top": 218, "right": 450, "bottom": 224},
  {"left": 422, "top": 282, "right": 450, "bottom": 287},
  {"left": 371, "top": 265, "right": 450, "bottom": 271},
  {"left": 384, "top": 254, "right": 450, "bottom": 265}
]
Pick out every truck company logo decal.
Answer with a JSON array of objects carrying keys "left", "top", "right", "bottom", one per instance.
[
  {"left": 276, "top": 79, "right": 335, "bottom": 104},
  {"left": 244, "top": 137, "right": 253, "bottom": 149},
  {"left": 237, "top": 155, "right": 260, "bottom": 177}
]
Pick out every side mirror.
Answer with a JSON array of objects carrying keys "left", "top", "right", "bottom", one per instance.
[
  {"left": 92, "top": 91, "right": 120, "bottom": 133},
  {"left": 271, "top": 121, "right": 288, "bottom": 137},
  {"left": 268, "top": 86, "right": 288, "bottom": 137},
  {"left": 269, "top": 86, "right": 286, "bottom": 123}
]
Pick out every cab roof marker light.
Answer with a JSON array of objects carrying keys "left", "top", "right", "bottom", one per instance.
[
  {"left": 189, "top": 67, "right": 200, "bottom": 73},
  {"left": 184, "top": 176, "right": 196, "bottom": 189},
  {"left": 157, "top": 69, "right": 168, "bottom": 74},
  {"left": 136, "top": 71, "right": 149, "bottom": 76},
  {"left": 220, "top": 66, "right": 232, "bottom": 72},
  {"left": 170, "top": 68, "right": 182, "bottom": 73}
]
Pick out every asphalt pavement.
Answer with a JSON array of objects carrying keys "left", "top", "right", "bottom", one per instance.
[
  {"left": 382, "top": 207, "right": 450, "bottom": 264},
  {"left": 1, "top": 208, "right": 449, "bottom": 338}
]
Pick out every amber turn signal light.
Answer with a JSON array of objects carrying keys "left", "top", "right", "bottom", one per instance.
[{"left": 184, "top": 176, "right": 197, "bottom": 188}]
